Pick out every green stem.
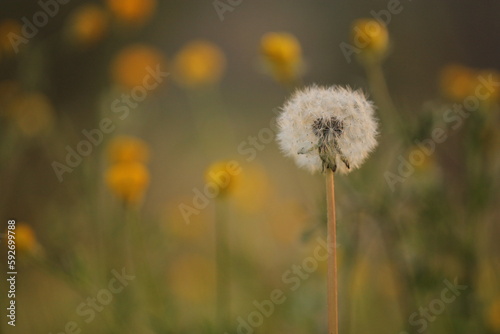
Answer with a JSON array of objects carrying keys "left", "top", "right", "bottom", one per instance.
[
  {"left": 365, "top": 62, "right": 410, "bottom": 142},
  {"left": 215, "top": 198, "right": 230, "bottom": 332}
]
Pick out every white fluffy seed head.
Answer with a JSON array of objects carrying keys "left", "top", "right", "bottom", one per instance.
[{"left": 276, "top": 85, "right": 378, "bottom": 174}]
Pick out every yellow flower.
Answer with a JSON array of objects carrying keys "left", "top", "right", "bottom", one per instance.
[
  {"left": 9, "top": 92, "right": 54, "bottom": 137},
  {"left": 13, "top": 223, "right": 37, "bottom": 254},
  {"left": 67, "top": 5, "right": 108, "bottom": 46},
  {"left": 231, "top": 164, "right": 271, "bottom": 213},
  {"left": 478, "top": 69, "right": 500, "bottom": 103},
  {"left": 351, "top": 19, "right": 389, "bottom": 63},
  {"left": 107, "top": 136, "right": 150, "bottom": 164},
  {"left": 111, "top": 44, "right": 167, "bottom": 90},
  {"left": 173, "top": 40, "right": 226, "bottom": 88},
  {"left": 204, "top": 161, "right": 240, "bottom": 197},
  {"left": 439, "top": 64, "right": 477, "bottom": 102},
  {"left": 440, "top": 65, "right": 500, "bottom": 106},
  {"left": 0, "top": 19, "right": 22, "bottom": 56},
  {"left": 106, "top": 0, "right": 156, "bottom": 26},
  {"left": 105, "top": 162, "right": 150, "bottom": 204},
  {"left": 260, "top": 32, "right": 303, "bottom": 84},
  {"left": 408, "top": 145, "right": 435, "bottom": 172},
  {"left": 487, "top": 298, "right": 500, "bottom": 331}
]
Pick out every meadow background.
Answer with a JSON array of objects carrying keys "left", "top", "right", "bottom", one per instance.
[{"left": 0, "top": 0, "right": 499, "bottom": 333}]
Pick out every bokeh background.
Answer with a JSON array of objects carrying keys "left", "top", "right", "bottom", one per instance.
[{"left": 1, "top": 0, "right": 499, "bottom": 333}]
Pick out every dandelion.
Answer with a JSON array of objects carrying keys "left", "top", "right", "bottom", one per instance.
[
  {"left": 173, "top": 40, "right": 226, "bottom": 88},
  {"left": 439, "top": 65, "right": 500, "bottom": 105},
  {"left": 107, "top": 136, "right": 150, "bottom": 164},
  {"left": 487, "top": 298, "right": 500, "bottom": 331},
  {"left": 106, "top": 0, "right": 156, "bottom": 26},
  {"left": 14, "top": 223, "right": 38, "bottom": 254},
  {"left": 277, "top": 85, "right": 378, "bottom": 174},
  {"left": 277, "top": 85, "right": 378, "bottom": 334},
  {"left": 204, "top": 161, "right": 238, "bottom": 197},
  {"left": 204, "top": 161, "right": 238, "bottom": 331},
  {"left": 260, "top": 32, "right": 303, "bottom": 85},
  {"left": 0, "top": 19, "right": 22, "bottom": 57},
  {"left": 105, "top": 161, "right": 150, "bottom": 204},
  {"left": 439, "top": 64, "right": 477, "bottom": 102},
  {"left": 9, "top": 92, "right": 54, "bottom": 137},
  {"left": 231, "top": 164, "right": 271, "bottom": 213},
  {"left": 351, "top": 19, "right": 389, "bottom": 64},
  {"left": 66, "top": 4, "right": 108, "bottom": 47},
  {"left": 111, "top": 44, "right": 167, "bottom": 90}
]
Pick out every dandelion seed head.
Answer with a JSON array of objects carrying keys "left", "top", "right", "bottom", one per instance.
[{"left": 277, "top": 85, "right": 378, "bottom": 174}]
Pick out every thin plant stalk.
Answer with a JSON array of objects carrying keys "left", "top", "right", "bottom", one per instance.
[
  {"left": 364, "top": 61, "right": 410, "bottom": 141},
  {"left": 326, "top": 169, "right": 339, "bottom": 334},
  {"left": 215, "top": 198, "right": 230, "bottom": 332}
]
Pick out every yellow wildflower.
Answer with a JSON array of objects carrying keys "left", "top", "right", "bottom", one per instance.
[
  {"left": 105, "top": 162, "right": 150, "bottom": 204},
  {"left": 351, "top": 19, "right": 389, "bottom": 63},
  {"left": 231, "top": 164, "right": 271, "bottom": 212},
  {"left": 13, "top": 223, "right": 37, "bottom": 254},
  {"left": 67, "top": 5, "right": 108, "bottom": 46},
  {"left": 9, "top": 93, "right": 54, "bottom": 137},
  {"left": 107, "top": 136, "right": 150, "bottom": 164},
  {"left": 111, "top": 44, "right": 167, "bottom": 90},
  {"left": 487, "top": 298, "right": 500, "bottom": 331},
  {"left": 204, "top": 160, "right": 241, "bottom": 197},
  {"left": 260, "top": 32, "right": 303, "bottom": 84},
  {"left": 173, "top": 40, "right": 226, "bottom": 88},
  {"left": 439, "top": 64, "right": 477, "bottom": 102},
  {"left": 106, "top": 0, "right": 156, "bottom": 26},
  {"left": 0, "top": 19, "right": 22, "bottom": 56}
]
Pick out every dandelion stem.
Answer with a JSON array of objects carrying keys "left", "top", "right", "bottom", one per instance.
[
  {"left": 215, "top": 199, "right": 230, "bottom": 332},
  {"left": 326, "top": 169, "right": 339, "bottom": 334}
]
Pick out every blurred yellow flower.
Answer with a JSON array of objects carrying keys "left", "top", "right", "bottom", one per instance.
[
  {"left": 67, "top": 5, "right": 108, "bottom": 46},
  {"left": 204, "top": 161, "right": 240, "bottom": 197},
  {"left": 487, "top": 298, "right": 500, "bottom": 331},
  {"left": 260, "top": 32, "right": 303, "bottom": 84},
  {"left": 0, "top": 19, "right": 22, "bottom": 56},
  {"left": 408, "top": 145, "right": 435, "bottom": 172},
  {"left": 106, "top": 0, "right": 156, "bottom": 26},
  {"left": 478, "top": 69, "right": 500, "bottom": 103},
  {"left": 107, "top": 136, "right": 150, "bottom": 164},
  {"left": 439, "top": 64, "right": 477, "bottom": 102},
  {"left": 14, "top": 223, "right": 37, "bottom": 254},
  {"left": 231, "top": 164, "right": 271, "bottom": 212},
  {"left": 173, "top": 40, "right": 226, "bottom": 88},
  {"left": 106, "top": 162, "right": 150, "bottom": 204},
  {"left": 167, "top": 253, "right": 214, "bottom": 303},
  {"left": 111, "top": 44, "right": 167, "bottom": 90},
  {"left": 351, "top": 19, "right": 389, "bottom": 63},
  {"left": 9, "top": 92, "right": 54, "bottom": 137}
]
